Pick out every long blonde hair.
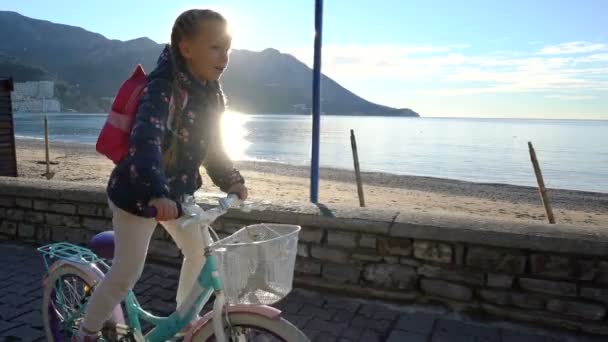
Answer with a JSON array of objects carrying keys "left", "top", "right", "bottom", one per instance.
[{"left": 163, "top": 9, "right": 227, "bottom": 169}]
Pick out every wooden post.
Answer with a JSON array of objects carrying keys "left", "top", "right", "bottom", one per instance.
[
  {"left": 528, "top": 142, "right": 555, "bottom": 224},
  {"left": 350, "top": 129, "right": 365, "bottom": 207},
  {"left": 44, "top": 114, "right": 53, "bottom": 180},
  {"left": 0, "top": 78, "right": 18, "bottom": 177}
]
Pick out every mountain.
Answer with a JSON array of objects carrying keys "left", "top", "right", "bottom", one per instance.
[
  {"left": 0, "top": 54, "right": 55, "bottom": 81},
  {"left": 222, "top": 48, "right": 417, "bottom": 116},
  {"left": 0, "top": 11, "right": 419, "bottom": 117}
]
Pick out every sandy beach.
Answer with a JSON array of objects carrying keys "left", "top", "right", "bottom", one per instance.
[{"left": 14, "top": 138, "right": 608, "bottom": 227}]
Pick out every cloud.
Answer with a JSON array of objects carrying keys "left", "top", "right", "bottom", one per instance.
[
  {"left": 545, "top": 94, "right": 597, "bottom": 100},
  {"left": 581, "top": 53, "right": 608, "bottom": 62},
  {"left": 290, "top": 44, "right": 466, "bottom": 67},
  {"left": 290, "top": 45, "right": 473, "bottom": 81},
  {"left": 288, "top": 41, "right": 608, "bottom": 99},
  {"left": 538, "top": 41, "right": 608, "bottom": 55}
]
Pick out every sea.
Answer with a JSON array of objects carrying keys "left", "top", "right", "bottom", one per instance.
[{"left": 12, "top": 112, "right": 608, "bottom": 193}]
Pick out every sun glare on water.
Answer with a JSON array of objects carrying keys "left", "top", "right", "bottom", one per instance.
[{"left": 221, "top": 111, "right": 251, "bottom": 161}]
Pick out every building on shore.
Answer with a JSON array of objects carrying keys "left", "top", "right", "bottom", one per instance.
[{"left": 11, "top": 81, "right": 61, "bottom": 112}]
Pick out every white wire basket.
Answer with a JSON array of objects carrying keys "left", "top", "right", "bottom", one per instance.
[{"left": 212, "top": 223, "right": 301, "bottom": 305}]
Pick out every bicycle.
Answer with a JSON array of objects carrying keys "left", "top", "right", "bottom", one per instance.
[{"left": 38, "top": 194, "right": 310, "bottom": 341}]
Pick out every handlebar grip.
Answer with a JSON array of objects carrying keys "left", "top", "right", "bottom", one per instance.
[
  {"left": 219, "top": 193, "right": 241, "bottom": 210},
  {"left": 142, "top": 202, "right": 183, "bottom": 219}
]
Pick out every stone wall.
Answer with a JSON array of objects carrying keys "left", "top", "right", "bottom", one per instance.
[{"left": 1, "top": 177, "right": 607, "bottom": 336}]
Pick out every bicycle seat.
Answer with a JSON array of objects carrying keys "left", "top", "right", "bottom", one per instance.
[{"left": 88, "top": 230, "right": 115, "bottom": 260}]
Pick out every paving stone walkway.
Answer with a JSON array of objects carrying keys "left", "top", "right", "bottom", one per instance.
[{"left": 0, "top": 242, "right": 603, "bottom": 342}]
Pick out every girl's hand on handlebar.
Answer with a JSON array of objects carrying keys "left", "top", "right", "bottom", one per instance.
[
  {"left": 227, "top": 183, "right": 248, "bottom": 201},
  {"left": 148, "top": 197, "right": 178, "bottom": 221}
]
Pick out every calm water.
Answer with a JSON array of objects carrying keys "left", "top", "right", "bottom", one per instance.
[{"left": 13, "top": 112, "right": 608, "bottom": 193}]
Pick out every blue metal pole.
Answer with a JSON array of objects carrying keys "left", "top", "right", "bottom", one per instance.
[{"left": 310, "top": 0, "right": 323, "bottom": 203}]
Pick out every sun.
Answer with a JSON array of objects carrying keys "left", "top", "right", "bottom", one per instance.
[{"left": 221, "top": 111, "right": 251, "bottom": 161}]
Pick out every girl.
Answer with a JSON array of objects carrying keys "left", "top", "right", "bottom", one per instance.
[{"left": 75, "top": 9, "right": 247, "bottom": 341}]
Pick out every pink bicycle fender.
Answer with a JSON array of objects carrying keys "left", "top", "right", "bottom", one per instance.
[{"left": 185, "top": 304, "right": 282, "bottom": 340}]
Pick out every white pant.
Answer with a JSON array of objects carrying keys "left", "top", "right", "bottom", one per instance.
[{"left": 82, "top": 200, "right": 206, "bottom": 332}]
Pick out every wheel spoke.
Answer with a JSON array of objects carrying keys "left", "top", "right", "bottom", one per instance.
[
  {"left": 207, "top": 324, "right": 287, "bottom": 341},
  {"left": 65, "top": 278, "right": 81, "bottom": 307},
  {"left": 59, "top": 278, "right": 79, "bottom": 316},
  {"left": 48, "top": 273, "right": 91, "bottom": 339}
]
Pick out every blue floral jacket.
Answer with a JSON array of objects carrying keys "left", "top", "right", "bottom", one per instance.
[{"left": 107, "top": 46, "right": 244, "bottom": 216}]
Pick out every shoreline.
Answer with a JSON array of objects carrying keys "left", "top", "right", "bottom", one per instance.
[
  {"left": 14, "top": 138, "right": 608, "bottom": 227},
  {"left": 234, "top": 160, "right": 608, "bottom": 212},
  {"left": 15, "top": 136, "right": 606, "bottom": 195},
  {"left": 14, "top": 112, "right": 608, "bottom": 121}
]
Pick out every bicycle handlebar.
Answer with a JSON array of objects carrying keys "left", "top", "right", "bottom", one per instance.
[
  {"left": 142, "top": 193, "right": 242, "bottom": 220},
  {"left": 219, "top": 193, "right": 241, "bottom": 211}
]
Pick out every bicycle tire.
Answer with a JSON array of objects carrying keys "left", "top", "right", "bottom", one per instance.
[
  {"left": 42, "top": 263, "right": 125, "bottom": 342},
  {"left": 188, "top": 312, "right": 310, "bottom": 342}
]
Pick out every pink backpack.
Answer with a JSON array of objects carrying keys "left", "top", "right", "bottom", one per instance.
[{"left": 96, "top": 65, "right": 147, "bottom": 164}]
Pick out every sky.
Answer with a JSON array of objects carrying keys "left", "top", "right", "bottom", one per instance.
[{"left": 4, "top": 0, "right": 608, "bottom": 119}]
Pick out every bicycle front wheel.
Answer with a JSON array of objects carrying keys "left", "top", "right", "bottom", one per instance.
[{"left": 188, "top": 312, "right": 309, "bottom": 342}]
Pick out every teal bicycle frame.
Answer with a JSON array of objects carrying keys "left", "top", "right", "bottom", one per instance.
[
  {"left": 40, "top": 195, "right": 243, "bottom": 341},
  {"left": 40, "top": 240, "right": 228, "bottom": 341},
  {"left": 124, "top": 251, "right": 224, "bottom": 341}
]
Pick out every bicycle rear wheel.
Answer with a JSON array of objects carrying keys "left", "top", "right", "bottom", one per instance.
[
  {"left": 42, "top": 264, "right": 125, "bottom": 342},
  {"left": 188, "top": 312, "right": 309, "bottom": 342}
]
